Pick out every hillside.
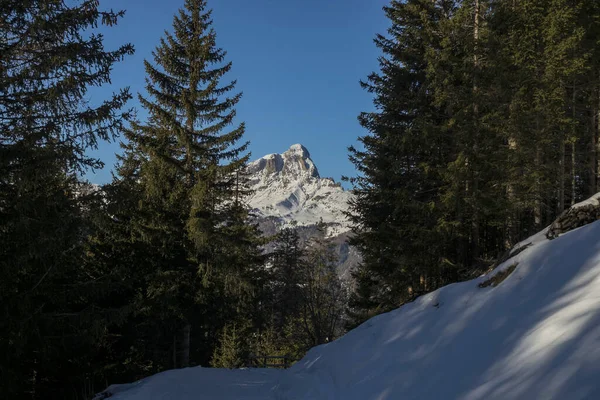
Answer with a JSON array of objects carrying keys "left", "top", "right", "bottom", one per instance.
[{"left": 96, "top": 216, "right": 600, "bottom": 399}]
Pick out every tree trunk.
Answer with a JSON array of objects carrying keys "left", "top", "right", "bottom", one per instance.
[
  {"left": 559, "top": 141, "right": 565, "bottom": 212},
  {"left": 591, "top": 102, "right": 597, "bottom": 196},
  {"left": 534, "top": 149, "right": 542, "bottom": 228},
  {"left": 596, "top": 80, "right": 600, "bottom": 194},
  {"left": 571, "top": 141, "right": 576, "bottom": 206},
  {"left": 173, "top": 334, "right": 177, "bottom": 369},
  {"left": 471, "top": 0, "right": 481, "bottom": 260},
  {"left": 506, "top": 134, "right": 517, "bottom": 249},
  {"left": 571, "top": 86, "right": 577, "bottom": 206},
  {"left": 179, "top": 324, "right": 191, "bottom": 368}
]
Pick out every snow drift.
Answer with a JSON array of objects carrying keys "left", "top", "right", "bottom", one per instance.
[{"left": 98, "top": 220, "right": 600, "bottom": 400}]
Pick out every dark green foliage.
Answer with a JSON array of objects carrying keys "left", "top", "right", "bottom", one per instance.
[
  {"left": 297, "top": 228, "right": 348, "bottom": 347},
  {"left": 96, "top": 0, "right": 263, "bottom": 372},
  {"left": 210, "top": 323, "right": 247, "bottom": 369},
  {"left": 261, "top": 225, "right": 348, "bottom": 358},
  {"left": 348, "top": 0, "right": 456, "bottom": 316},
  {"left": 269, "top": 227, "right": 303, "bottom": 330},
  {"left": 349, "top": 0, "right": 600, "bottom": 325},
  {"left": 0, "top": 1, "right": 133, "bottom": 398}
]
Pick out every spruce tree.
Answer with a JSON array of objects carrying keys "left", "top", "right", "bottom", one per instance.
[
  {"left": 348, "top": 0, "right": 454, "bottom": 321},
  {"left": 499, "top": 0, "right": 592, "bottom": 230},
  {"left": 297, "top": 226, "right": 347, "bottom": 347},
  {"left": 269, "top": 227, "right": 304, "bottom": 330},
  {"left": 433, "top": 0, "right": 512, "bottom": 271},
  {"left": 0, "top": 1, "right": 133, "bottom": 398},
  {"left": 210, "top": 323, "right": 247, "bottom": 369},
  {"left": 113, "top": 0, "right": 258, "bottom": 368},
  {"left": 348, "top": 0, "right": 600, "bottom": 329}
]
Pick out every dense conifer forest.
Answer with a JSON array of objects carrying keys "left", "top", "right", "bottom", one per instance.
[
  {"left": 348, "top": 0, "right": 600, "bottom": 322},
  {"left": 2, "top": 0, "right": 600, "bottom": 398}
]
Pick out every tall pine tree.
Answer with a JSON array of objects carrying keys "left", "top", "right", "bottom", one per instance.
[
  {"left": 0, "top": 0, "right": 133, "bottom": 398},
  {"left": 349, "top": 0, "right": 600, "bottom": 327},
  {"left": 348, "top": 0, "right": 455, "bottom": 321},
  {"left": 110, "top": 0, "right": 259, "bottom": 368}
]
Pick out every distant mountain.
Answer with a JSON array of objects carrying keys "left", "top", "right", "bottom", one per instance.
[{"left": 246, "top": 144, "right": 358, "bottom": 278}]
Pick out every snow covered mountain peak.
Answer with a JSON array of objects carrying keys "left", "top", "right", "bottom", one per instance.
[
  {"left": 287, "top": 143, "right": 312, "bottom": 159},
  {"left": 247, "top": 144, "right": 352, "bottom": 236},
  {"left": 248, "top": 143, "right": 319, "bottom": 183}
]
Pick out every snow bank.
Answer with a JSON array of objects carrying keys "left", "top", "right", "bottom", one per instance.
[{"left": 103, "top": 221, "right": 600, "bottom": 400}]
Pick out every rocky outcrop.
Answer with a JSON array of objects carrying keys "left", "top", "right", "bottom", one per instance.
[{"left": 546, "top": 193, "right": 600, "bottom": 239}]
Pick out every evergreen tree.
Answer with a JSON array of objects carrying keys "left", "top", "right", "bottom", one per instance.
[
  {"left": 297, "top": 227, "right": 347, "bottom": 347},
  {"left": 349, "top": 0, "right": 600, "bottom": 328},
  {"left": 498, "top": 0, "right": 593, "bottom": 231},
  {"left": 110, "top": 0, "right": 259, "bottom": 369},
  {"left": 254, "top": 225, "right": 348, "bottom": 359},
  {"left": 432, "top": 0, "right": 513, "bottom": 271},
  {"left": 347, "top": 0, "right": 455, "bottom": 320},
  {"left": 269, "top": 227, "right": 303, "bottom": 330},
  {"left": 581, "top": 1, "right": 600, "bottom": 197},
  {"left": 210, "top": 323, "right": 247, "bottom": 369},
  {"left": 0, "top": 1, "right": 133, "bottom": 398}
]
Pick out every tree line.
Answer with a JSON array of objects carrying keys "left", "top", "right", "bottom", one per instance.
[
  {"left": 348, "top": 0, "right": 600, "bottom": 322},
  {"left": 0, "top": 1, "right": 345, "bottom": 398}
]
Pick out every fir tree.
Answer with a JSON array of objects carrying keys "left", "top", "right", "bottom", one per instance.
[
  {"left": 348, "top": 0, "right": 454, "bottom": 321},
  {"left": 210, "top": 323, "right": 247, "bottom": 369},
  {"left": 297, "top": 226, "right": 347, "bottom": 347},
  {"left": 269, "top": 227, "right": 304, "bottom": 330},
  {"left": 0, "top": 1, "right": 133, "bottom": 398},
  {"left": 111, "top": 0, "right": 258, "bottom": 368},
  {"left": 349, "top": 0, "right": 600, "bottom": 328},
  {"left": 433, "top": 0, "right": 511, "bottom": 271}
]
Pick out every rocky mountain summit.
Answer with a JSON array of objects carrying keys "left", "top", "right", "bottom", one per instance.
[
  {"left": 247, "top": 144, "right": 353, "bottom": 237},
  {"left": 246, "top": 144, "right": 358, "bottom": 277}
]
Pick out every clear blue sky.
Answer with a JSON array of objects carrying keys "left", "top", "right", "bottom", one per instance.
[{"left": 86, "top": 0, "right": 389, "bottom": 186}]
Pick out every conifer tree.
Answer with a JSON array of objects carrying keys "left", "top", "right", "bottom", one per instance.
[
  {"left": 297, "top": 227, "right": 347, "bottom": 347},
  {"left": 348, "top": 0, "right": 455, "bottom": 320},
  {"left": 0, "top": 1, "right": 133, "bottom": 397},
  {"left": 269, "top": 227, "right": 304, "bottom": 330},
  {"left": 112, "top": 0, "right": 258, "bottom": 368},
  {"left": 433, "top": 0, "right": 511, "bottom": 270},
  {"left": 210, "top": 323, "right": 247, "bottom": 369},
  {"left": 499, "top": 0, "right": 592, "bottom": 229},
  {"left": 349, "top": 0, "right": 600, "bottom": 328}
]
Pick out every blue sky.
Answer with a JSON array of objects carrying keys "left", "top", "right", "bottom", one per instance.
[{"left": 86, "top": 0, "right": 389, "bottom": 186}]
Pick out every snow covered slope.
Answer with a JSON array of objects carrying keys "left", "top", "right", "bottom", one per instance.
[
  {"left": 247, "top": 144, "right": 353, "bottom": 237},
  {"left": 98, "top": 220, "right": 600, "bottom": 400}
]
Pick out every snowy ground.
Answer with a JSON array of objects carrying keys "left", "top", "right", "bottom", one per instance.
[{"left": 100, "top": 221, "right": 600, "bottom": 400}]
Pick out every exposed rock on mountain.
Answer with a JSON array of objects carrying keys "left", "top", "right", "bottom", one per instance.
[{"left": 247, "top": 144, "right": 357, "bottom": 277}]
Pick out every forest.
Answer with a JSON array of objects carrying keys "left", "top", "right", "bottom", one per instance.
[{"left": 2, "top": 0, "right": 600, "bottom": 399}]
